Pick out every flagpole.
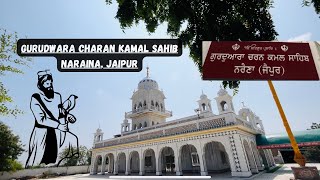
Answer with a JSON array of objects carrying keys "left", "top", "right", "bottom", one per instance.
[{"left": 267, "top": 80, "right": 306, "bottom": 167}]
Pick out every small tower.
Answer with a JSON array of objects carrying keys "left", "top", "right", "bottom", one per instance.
[
  {"left": 215, "top": 86, "right": 235, "bottom": 114},
  {"left": 126, "top": 67, "right": 172, "bottom": 130},
  {"left": 238, "top": 102, "right": 251, "bottom": 121},
  {"left": 121, "top": 113, "right": 130, "bottom": 134},
  {"left": 93, "top": 128, "right": 103, "bottom": 144},
  {"left": 197, "top": 91, "right": 212, "bottom": 113}
]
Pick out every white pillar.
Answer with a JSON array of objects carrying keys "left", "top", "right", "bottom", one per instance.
[
  {"left": 264, "top": 149, "right": 272, "bottom": 168},
  {"left": 155, "top": 150, "right": 162, "bottom": 176},
  {"left": 277, "top": 150, "right": 285, "bottom": 164},
  {"left": 195, "top": 142, "right": 208, "bottom": 176},
  {"left": 139, "top": 151, "right": 145, "bottom": 175},
  {"left": 252, "top": 147, "right": 264, "bottom": 171},
  {"left": 174, "top": 145, "right": 183, "bottom": 176},
  {"left": 268, "top": 150, "right": 276, "bottom": 166},
  {"left": 114, "top": 154, "right": 118, "bottom": 175},
  {"left": 258, "top": 149, "right": 269, "bottom": 169},
  {"left": 125, "top": 153, "right": 130, "bottom": 175},
  {"left": 247, "top": 146, "right": 259, "bottom": 173},
  {"left": 101, "top": 156, "right": 106, "bottom": 175},
  {"left": 107, "top": 155, "right": 112, "bottom": 173},
  {"left": 230, "top": 135, "right": 252, "bottom": 177}
]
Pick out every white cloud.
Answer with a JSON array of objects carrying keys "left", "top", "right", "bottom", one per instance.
[{"left": 288, "top": 32, "right": 312, "bottom": 42}]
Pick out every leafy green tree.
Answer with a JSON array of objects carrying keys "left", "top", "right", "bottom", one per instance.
[
  {"left": 303, "top": 0, "right": 320, "bottom": 15},
  {"left": 304, "top": 146, "right": 320, "bottom": 162},
  {"left": 0, "top": 121, "right": 24, "bottom": 171},
  {"left": 58, "top": 145, "right": 90, "bottom": 166},
  {"left": 77, "top": 146, "right": 90, "bottom": 165},
  {"left": 0, "top": 28, "right": 32, "bottom": 117},
  {"left": 108, "top": 0, "right": 278, "bottom": 91},
  {"left": 86, "top": 149, "right": 92, "bottom": 165}
]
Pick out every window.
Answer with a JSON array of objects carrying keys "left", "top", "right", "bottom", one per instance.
[
  {"left": 202, "top": 103, "right": 206, "bottom": 111},
  {"left": 139, "top": 123, "right": 142, "bottom": 129},
  {"left": 256, "top": 123, "right": 262, "bottom": 129},
  {"left": 220, "top": 101, "right": 228, "bottom": 111},
  {"left": 144, "top": 121, "right": 147, "bottom": 127},
  {"left": 191, "top": 152, "right": 200, "bottom": 166},
  {"left": 145, "top": 156, "right": 152, "bottom": 167},
  {"left": 152, "top": 121, "right": 154, "bottom": 125},
  {"left": 133, "top": 124, "right": 137, "bottom": 130}
]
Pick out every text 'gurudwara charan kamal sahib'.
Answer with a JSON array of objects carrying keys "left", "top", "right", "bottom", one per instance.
[{"left": 20, "top": 44, "right": 179, "bottom": 53}]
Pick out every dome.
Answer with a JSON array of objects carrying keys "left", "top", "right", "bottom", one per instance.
[
  {"left": 217, "top": 88, "right": 228, "bottom": 96},
  {"left": 200, "top": 94, "right": 207, "bottom": 99},
  {"left": 138, "top": 77, "right": 159, "bottom": 90},
  {"left": 200, "top": 91, "right": 208, "bottom": 99}
]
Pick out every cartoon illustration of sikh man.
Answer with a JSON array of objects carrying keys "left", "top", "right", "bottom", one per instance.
[{"left": 26, "top": 70, "right": 79, "bottom": 168}]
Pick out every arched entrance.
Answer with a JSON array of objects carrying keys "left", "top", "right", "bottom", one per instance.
[
  {"left": 259, "top": 149, "right": 270, "bottom": 168},
  {"left": 243, "top": 140, "right": 258, "bottom": 173},
  {"left": 251, "top": 142, "right": 263, "bottom": 170},
  {"left": 180, "top": 144, "right": 200, "bottom": 174},
  {"left": 106, "top": 153, "right": 115, "bottom": 173},
  {"left": 144, "top": 149, "right": 156, "bottom": 174},
  {"left": 93, "top": 155, "right": 102, "bottom": 174},
  {"left": 117, "top": 153, "right": 126, "bottom": 174},
  {"left": 204, "top": 141, "right": 230, "bottom": 174},
  {"left": 159, "top": 147, "right": 175, "bottom": 174},
  {"left": 129, "top": 151, "right": 140, "bottom": 174}
]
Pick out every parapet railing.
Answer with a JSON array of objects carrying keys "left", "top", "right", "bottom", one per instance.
[
  {"left": 94, "top": 114, "right": 265, "bottom": 149},
  {"left": 95, "top": 117, "right": 236, "bottom": 148}
]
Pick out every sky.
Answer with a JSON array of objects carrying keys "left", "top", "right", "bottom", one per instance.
[{"left": 1, "top": 0, "right": 320, "bottom": 164}]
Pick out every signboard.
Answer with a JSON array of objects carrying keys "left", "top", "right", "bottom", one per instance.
[{"left": 202, "top": 41, "right": 320, "bottom": 80}]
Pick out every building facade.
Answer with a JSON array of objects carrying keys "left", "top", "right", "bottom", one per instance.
[{"left": 90, "top": 70, "right": 276, "bottom": 177}]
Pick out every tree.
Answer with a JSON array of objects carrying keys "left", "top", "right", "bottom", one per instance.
[
  {"left": 304, "top": 146, "right": 320, "bottom": 162},
  {"left": 108, "top": 0, "right": 278, "bottom": 92},
  {"left": 58, "top": 145, "right": 90, "bottom": 166},
  {"left": 86, "top": 149, "right": 92, "bottom": 165},
  {"left": 303, "top": 0, "right": 320, "bottom": 16},
  {"left": 0, "top": 28, "right": 32, "bottom": 117},
  {"left": 0, "top": 121, "right": 24, "bottom": 171}
]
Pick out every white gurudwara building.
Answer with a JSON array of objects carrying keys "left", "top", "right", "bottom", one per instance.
[{"left": 90, "top": 69, "right": 276, "bottom": 177}]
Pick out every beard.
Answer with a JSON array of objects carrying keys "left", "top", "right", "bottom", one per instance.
[{"left": 41, "top": 86, "right": 54, "bottom": 99}]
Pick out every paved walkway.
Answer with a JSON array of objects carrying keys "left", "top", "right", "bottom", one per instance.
[
  {"left": 45, "top": 164, "right": 320, "bottom": 180},
  {"left": 254, "top": 163, "right": 320, "bottom": 180}
]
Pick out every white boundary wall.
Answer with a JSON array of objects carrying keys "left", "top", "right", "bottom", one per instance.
[{"left": 0, "top": 165, "right": 90, "bottom": 180}]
